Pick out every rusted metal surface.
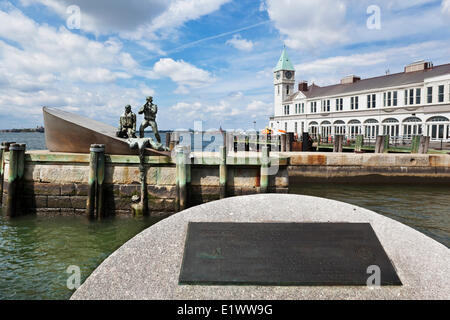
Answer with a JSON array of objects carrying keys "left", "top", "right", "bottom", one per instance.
[{"left": 43, "top": 107, "right": 170, "bottom": 157}]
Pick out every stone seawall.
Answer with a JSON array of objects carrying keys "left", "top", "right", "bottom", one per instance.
[
  {"left": 1, "top": 151, "right": 289, "bottom": 217},
  {"left": 286, "top": 152, "right": 450, "bottom": 183}
]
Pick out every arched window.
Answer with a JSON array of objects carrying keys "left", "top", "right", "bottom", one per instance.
[
  {"left": 382, "top": 118, "right": 399, "bottom": 123},
  {"left": 333, "top": 120, "right": 345, "bottom": 125},
  {"left": 348, "top": 119, "right": 361, "bottom": 124},
  {"left": 364, "top": 119, "right": 378, "bottom": 124},
  {"left": 321, "top": 120, "right": 331, "bottom": 125},
  {"left": 403, "top": 117, "right": 422, "bottom": 123},
  {"left": 426, "top": 116, "right": 449, "bottom": 122}
]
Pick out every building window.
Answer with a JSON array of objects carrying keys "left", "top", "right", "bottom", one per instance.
[
  {"left": 301, "top": 103, "right": 305, "bottom": 113},
  {"left": 286, "top": 85, "right": 290, "bottom": 95},
  {"left": 295, "top": 104, "right": 298, "bottom": 114},
  {"left": 311, "top": 101, "right": 317, "bottom": 113},
  {"left": 322, "top": 100, "right": 330, "bottom": 112},
  {"left": 416, "top": 88, "right": 421, "bottom": 105},
  {"left": 409, "top": 89, "right": 414, "bottom": 105},
  {"left": 367, "top": 94, "right": 376, "bottom": 108},
  {"left": 351, "top": 96, "right": 359, "bottom": 110},
  {"left": 404, "top": 89, "right": 408, "bottom": 105},
  {"left": 295, "top": 122, "right": 298, "bottom": 133},
  {"left": 427, "top": 87, "right": 433, "bottom": 103},
  {"left": 393, "top": 91, "right": 398, "bottom": 106},
  {"left": 336, "top": 98, "right": 343, "bottom": 111},
  {"left": 438, "top": 85, "right": 444, "bottom": 102}
]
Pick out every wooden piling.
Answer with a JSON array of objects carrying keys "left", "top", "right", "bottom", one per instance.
[
  {"left": 418, "top": 136, "right": 430, "bottom": 154},
  {"left": 333, "top": 135, "right": 344, "bottom": 153},
  {"left": 286, "top": 133, "right": 293, "bottom": 152},
  {"left": 260, "top": 145, "right": 269, "bottom": 193},
  {"left": 219, "top": 145, "right": 227, "bottom": 199},
  {"left": 6, "top": 144, "right": 25, "bottom": 217},
  {"left": 411, "top": 135, "right": 421, "bottom": 154},
  {"left": 176, "top": 147, "right": 187, "bottom": 211},
  {"left": 0, "top": 142, "right": 14, "bottom": 206},
  {"left": 280, "top": 133, "right": 286, "bottom": 152},
  {"left": 165, "top": 132, "right": 171, "bottom": 149},
  {"left": 185, "top": 145, "right": 191, "bottom": 208},
  {"left": 355, "top": 135, "right": 364, "bottom": 153},
  {"left": 375, "top": 135, "right": 389, "bottom": 153},
  {"left": 86, "top": 144, "right": 105, "bottom": 219},
  {"left": 96, "top": 145, "right": 106, "bottom": 219}
]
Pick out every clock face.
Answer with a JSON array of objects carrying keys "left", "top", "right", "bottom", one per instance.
[
  {"left": 276, "top": 72, "right": 281, "bottom": 80},
  {"left": 285, "top": 71, "right": 293, "bottom": 79}
]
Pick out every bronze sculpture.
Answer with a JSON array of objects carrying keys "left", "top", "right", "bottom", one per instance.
[
  {"left": 139, "top": 96, "right": 161, "bottom": 142},
  {"left": 116, "top": 105, "right": 137, "bottom": 138}
]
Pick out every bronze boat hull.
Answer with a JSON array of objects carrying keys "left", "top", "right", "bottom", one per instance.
[{"left": 43, "top": 107, "right": 170, "bottom": 156}]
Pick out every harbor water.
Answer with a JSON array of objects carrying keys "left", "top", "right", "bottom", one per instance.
[{"left": 0, "top": 132, "right": 449, "bottom": 299}]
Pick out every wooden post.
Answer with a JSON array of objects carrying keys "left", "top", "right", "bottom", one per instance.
[
  {"left": 286, "top": 133, "right": 292, "bottom": 152},
  {"left": 355, "top": 135, "right": 364, "bottom": 153},
  {"left": 410, "top": 135, "right": 421, "bottom": 154},
  {"left": 1, "top": 142, "right": 14, "bottom": 206},
  {"left": 260, "top": 146, "right": 269, "bottom": 193},
  {"left": 96, "top": 145, "right": 106, "bottom": 219},
  {"left": 419, "top": 136, "right": 430, "bottom": 154},
  {"left": 86, "top": 144, "right": 104, "bottom": 219},
  {"left": 169, "top": 132, "right": 179, "bottom": 151},
  {"left": 185, "top": 145, "right": 191, "bottom": 208},
  {"left": 333, "top": 135, "right": 343, "bottom": 152},
  {"left": 375, "top": 135, "right": 389, "bottom": 153},
  {"left": 280, "top": 134, "right": 286, "bottom": 152},
  {"left": 256, "top": 132, "right": 260, "bottom": 152},
  {"left": 219, "top": 145, "right": 227, "bottom": 199},
  {"left": 165, "top": 132, "right": 171, "bottom": 149},
  {"left": 0, "top": 144, "right": 4, "bottom": 206},
  {"left": 6, "top": 144, "right": 24, "bottom": 217},
  {"left": 176, "top": 146, "right": 187, "bottom": 211},
  {"left": 384, "top": 135, "right": 390, "bottom": 153}
]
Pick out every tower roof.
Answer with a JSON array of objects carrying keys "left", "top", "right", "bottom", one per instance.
[{"left": 274, "top": 48, "right": 295, "bottom": 72}]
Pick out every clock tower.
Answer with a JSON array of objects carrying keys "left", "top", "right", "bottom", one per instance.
[{"left": 274, "top": 48, "right": 295, "bottom": 117}]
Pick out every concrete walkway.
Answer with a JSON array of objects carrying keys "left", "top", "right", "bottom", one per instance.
[{"left": 72, "top": 194, "right": 450, "bottom": 300}]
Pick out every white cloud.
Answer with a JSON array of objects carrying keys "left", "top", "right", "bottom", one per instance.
[
  {"left": 442, "top": 0, "right": 450, "bottom": 15},
  {"left": 265, "top": 0, "right": 348, "bottom": 50},
  {"left": 264, "top": 0, "right": 450, "bottom": 52},
  {"left": 0, "top": 7, "right": 153, "bottom": 125},
  {"left": 21, "top": 0, "right": 230, "bottom": 40},
  {"left": 295, "top": 41, "right": 450, "bottom": 86},
  {"left": 226, "top": 34, "right": 254, "bottom": 51},
  {"left": 152, "top": 58, "right": 216, "bottom": 91}
]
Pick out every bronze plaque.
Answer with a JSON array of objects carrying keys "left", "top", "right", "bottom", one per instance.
[{"left": 179, "top": 222, "right": 402, "bottom": 286}]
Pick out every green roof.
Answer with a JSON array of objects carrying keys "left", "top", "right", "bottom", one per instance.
[{"left": 274, "top": 48, "right": 295, "bottom": 72}]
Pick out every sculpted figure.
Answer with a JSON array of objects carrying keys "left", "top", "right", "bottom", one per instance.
[
  {"left": 116, "top": 105, "right": 137, "bottom": 138},
  {"left": 139, "top": 96, "right": 161, "bottom": 142}
]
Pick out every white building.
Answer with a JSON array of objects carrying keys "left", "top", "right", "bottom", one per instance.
[{"left": 269, "top": 49, "right": 450, "bottom": 142}]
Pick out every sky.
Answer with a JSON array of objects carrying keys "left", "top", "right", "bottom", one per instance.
[{"left": 0, "top": 0, "right": 449, "bottom": 130}]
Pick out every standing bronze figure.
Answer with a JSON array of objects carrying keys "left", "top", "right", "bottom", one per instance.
[
  {"left": 116, "top": 105, "right": 137, "bottom": 138},
  {"left": 139, "top": 96, "right": 161, "bottom": 142}
]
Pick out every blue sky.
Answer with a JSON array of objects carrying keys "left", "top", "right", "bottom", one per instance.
[{"left": 0, "top": 0, "right": 449, "bottom": 130}]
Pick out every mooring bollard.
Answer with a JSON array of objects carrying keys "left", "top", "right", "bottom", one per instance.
[
  {"left": 419, "top": 136, "right": 430, "bottom": 154},
  {"left": 6, "top": 144, "right": 25, "bottom": 217},
  {"left": 86, "top": 144, "right": 105, "bottom": 219},
  {"left": 333, "top": 135, "right": 344, "bottom": 152},
  {"left": 260, "top": 146, "right": 269, "bottom": 193},
  {"left": 355, "top": 135, "right": 364, "bottom": 153},
  {"left": 219, "top": 145, "right": 227, "bottom": 199},
  {"left": 411, "top": 135, "right": 422, "bottom": 154}
]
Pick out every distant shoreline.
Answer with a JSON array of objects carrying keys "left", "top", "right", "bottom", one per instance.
[{"left": 0, "top": 127, "right": 44, "bottom": 133}]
